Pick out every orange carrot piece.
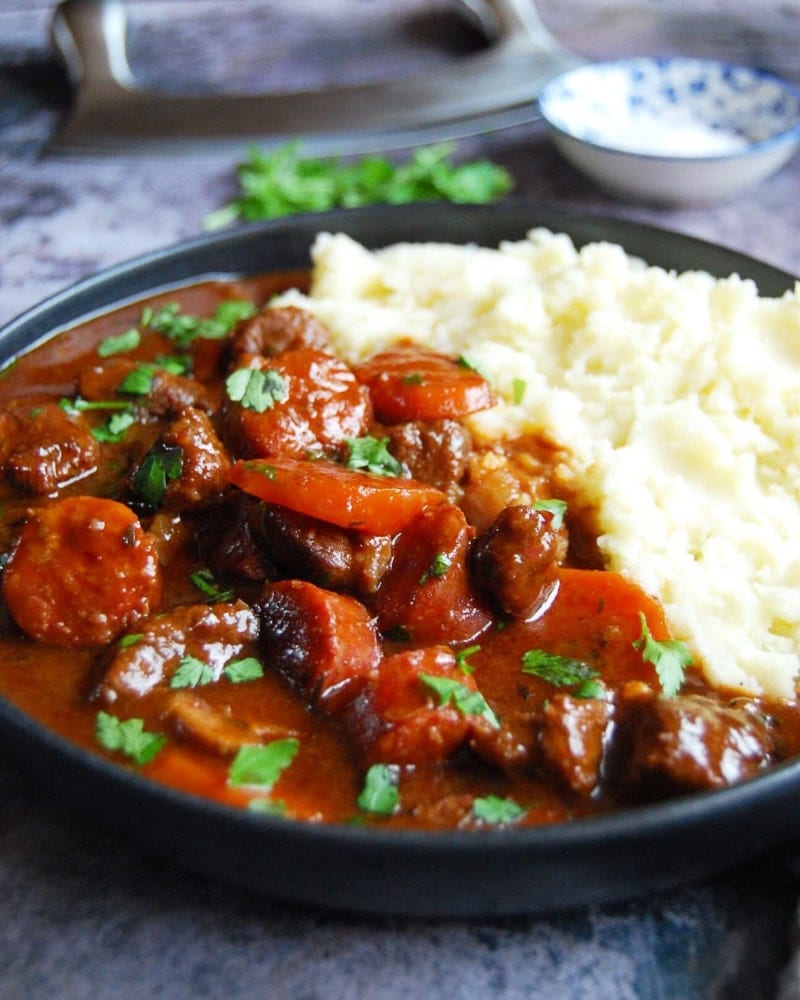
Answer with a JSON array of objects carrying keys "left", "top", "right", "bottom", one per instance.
[
  {"left": 228, "top": 457, "right": 447, "bottom": 534},
  {"left": 354, "top": 347, "right": 495, "bottom": 423}
]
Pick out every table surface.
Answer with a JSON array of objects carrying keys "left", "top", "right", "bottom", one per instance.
[{"left": 2, "top": 1, "right": 800, "bottom": 997}]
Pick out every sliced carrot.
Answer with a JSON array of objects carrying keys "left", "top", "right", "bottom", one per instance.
[
  {"left": 354, "top": 346, "right": 495, "bottom": 423},
  {"left": 228, "top": 457, "right": 447, "bottom": 534}
]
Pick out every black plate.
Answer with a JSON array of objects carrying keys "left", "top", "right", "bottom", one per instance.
[{"left": 1, "top": 201, "right": 799, "bottom": 918}]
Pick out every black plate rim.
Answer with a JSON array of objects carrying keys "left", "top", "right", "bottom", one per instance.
[{"left": 1, "top": 200, "right": 798, "bottom": 917}]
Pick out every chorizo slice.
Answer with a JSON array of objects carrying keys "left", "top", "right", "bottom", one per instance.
[
  {"left": 354, "top": 346, "right": 494, "bottom": 423},
  {"left": 347, "top": 645, "right": 485, "bottom": 765},
  {"left": 255, "top": 579, "right": 380, "bottom": 712},
  {"left": 220, "top": 348, "right": 372, "bottom": 460},
  {"left": 2, "top": 496, "right": 162, "bottom": 645}
]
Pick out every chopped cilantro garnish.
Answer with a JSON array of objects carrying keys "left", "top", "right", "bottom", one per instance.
[
  {"left": 169, "top": 654, "right": 216, "bottom": 689},
  {"left": 203, "top": 142, "right": 513, "bottom": 229},
  {"left": 633, "top": 613, "right": 692, "bottom": 698},
  {"left": 91, "top": 409, "right": 136, "bottom": 443},
  {"left": 419, "top": 673, "right": 500, "bottom": 728},
  {"left": 190, "top": 567, "right": 235, "bottom": 603},
  {"left": 118, "top": 633, "right": 143, "bottom": 649},
  {"left": 247, "top": 798, "right": 288, "bottom": 816},
  {"left": 228, "top": 738, "right": 299, "bottom": 788},
  {"left": 357, "top": 763, "right": 400, "bottom": 816},
  {"left": 59, "top": 396, "right": 133, "bottom": 415},
  {"left": 512, "top": 378, "right": 527, "bottom": 405},
  {"left": 119, "top": 364, "right": 155, "bottom": 396},
  {"left": 98, "top": 328, "right": 141, "bottom": 357},
  {"left": 95, "top": 710, "right": 166, "bottom": 765},
  {"left": 131, "top": 443, "right": 183, "bottom": 507},
  {"left": 225, "top": 367, "right": 289, "bottom": 412},
  {"left": 472, "top": 795, "right": 526, "bottom": 825},
  {"left": 141, "top": 299, "right": 256, "bottom": 349},
  {"left": 521, "top": 650, "right": 600, "bottom": 689},
  {"left": 455, "top": 644, "right": 481, "bottom": 675},
  {"left": 224, "top": 657, "right": 264, "bottom": 683},
  {"left": 419, "top": 551, "right": 452, "bottom": 584},
  {"left": 532, "top": 498, "right": 567, "bottom": 529},
  {"left": 345, "top": 435, "right": 403, "bottom": 477}
]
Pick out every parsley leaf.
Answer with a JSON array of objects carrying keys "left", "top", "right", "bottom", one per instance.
[
  {"left": 224, "top": 657, "right": 264, "bottom": 683},
  {"left": 95, "top": 711, "right": 166, "bottom": 765},
  {"left": 472, "top": 795, "right": 526, "bottom": 825},
  {"left": 190, "top": 567, "right": 234, "bottom": 603},
  {"left": 455, "top": 644, "right": 481, "bottom": 675},
  {"left": 141, "top": 300, "right": 256, "bottom": 349},
  {"left": 532, "top": 498, "right": 567, "bottom": 529},
  {"left": 632, "top": 613, "right": 692, "bottom": 698},
  {"left": 419, "top": 674, "right": 500, "bottom": 728},
  {"left": 521, "top": 649, "right": 599, "bottom": 688},
  {"left": 345, "top": 436, "right": 403, "bottom": 477},
  {"left": 204, "top": 142, "right": 513, "bottom": 228},
  {"left": 228, "top": 738, "right": 300, "bottom": 788},
  {"left": 131, "top": 443, "right": 183, "bottom": 507},
  {"left": 225, "top": 367, "right": 289, "bottom": 412},
  {"left": 357, "top": 763, "right": 400, "bottom": 816},
  {"left": 98, "top": 329, "right": 141, "bottom": 357},
  {"left": 169, "top": 654, "right": 216, "bottom": 689},
  {"left": 91, "top": 409, "right": 136, "bottom": 443},
  {"left": 419, "top": 551, "right": 452, "bottom": 584}
]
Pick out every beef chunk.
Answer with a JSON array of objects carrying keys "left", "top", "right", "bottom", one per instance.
[
  {"left": 539, "top": 692, "right": 612, "bottom": 796},
  {"left": 257, "top": 503, "right": 392, "bottom": 595},
  {"left": 230, "top": 305, "right": 331, "bottom": 363},
  {"left": 470, "top": 504, "right": 562, "bottom": 619},
  {"left": 0, "top": 399, "right": 99, "bottom": 493},
  {"left": 386, "top": 419, "right": 472, "bottom": 497},
  {"left": 194, "top": 493, "right": 275, "bottom": 582},
  {"left": 157, "top": 407, "right": 230, "bottom": 510},
  {"left": 620, "top": 693, "right": 774, "bottom": 796}
]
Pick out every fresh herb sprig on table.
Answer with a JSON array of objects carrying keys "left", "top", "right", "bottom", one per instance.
[{"left": 204, "top": 142, "right": 514, "bottom": 228}]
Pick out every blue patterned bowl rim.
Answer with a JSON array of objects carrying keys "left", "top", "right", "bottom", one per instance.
[{"left": 538, "top": 56, "right": 800, "bottom": 162}]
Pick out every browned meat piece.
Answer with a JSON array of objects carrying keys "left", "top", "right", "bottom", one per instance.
[
  {"left": 345, "top": 645, "right": 497, "bottom": 766},
  {"left": 255, "top": 579, "right": 380, "bottom": 712},
  {"left": 194, "top": 493, "right": 275, "bottom": 581},
  {"left": 230, "top": 305, "right": 332, "bottom": 363},
  {"left": 78, "top": 359, "right": 213, "bottom": 415},
  {"left": 95, "top": 600, "right": 258, "bottom": 707},
  {"left": 538, "top": 693, "right": 613, "bottom": 796},
  {"left": 0, "top": 399, "right": 99, "bottom": 493},
  {"left": 620, "top": 693, "right": 774, "bottom": 796},
  {"left": 165, "top": 691, "right": 294, "bottom": 756},
  {"left": 372, "top": 502, "right": 492, "bottom": 644},
  {"left": 155, "top": 407, "right": 230, "bottom": 510},
  {"left": 385, "top": 419, "right": 472, "bottom": 498},
  {"left": 470, "top": 504, "right": 563, "bottom": 619},
  {"left": 257, "top": 504, "right": 392, "bottom": 596}
]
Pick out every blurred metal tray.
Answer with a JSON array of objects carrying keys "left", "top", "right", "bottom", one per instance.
[{"left": 49, "top": 0, "right": 581, "bottom": 154}]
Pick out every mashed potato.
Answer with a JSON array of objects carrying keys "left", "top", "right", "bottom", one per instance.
[{"left": 277, "top": 229, "right": 800, "bottom": 700}]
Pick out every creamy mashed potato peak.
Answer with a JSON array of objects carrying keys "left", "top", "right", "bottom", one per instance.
[{"left": 278, "top": 229, "right": 800, "bottom": 700}]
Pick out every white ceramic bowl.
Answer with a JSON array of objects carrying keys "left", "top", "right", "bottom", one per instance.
[{"left": 538, "top": 57, "right": 800, "bottom": 206}]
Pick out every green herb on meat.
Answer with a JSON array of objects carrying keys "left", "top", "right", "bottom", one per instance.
[
  {"left": 190, "top": 567, "right": 235, "bottom": 603},
  {"left": 532, "top": 498, "right": 567, "bottom": 529},
  {"left": 521, "top": 650, "right": 601, "bottom": 696},
  {"left": 224, "top": 657, "right": 265, "bottom": 683},
  {"left": 419, "top": 674, "right": 500, "bottom": 728},
  {"left": 131, "top": 443, "right": 183, "bottom": 506},
  {"left": 345, "top": 435, "right": 403, "bottom": 477},
  {"left": 170, "top": 654, "right": 216, "bottom": 689}
]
